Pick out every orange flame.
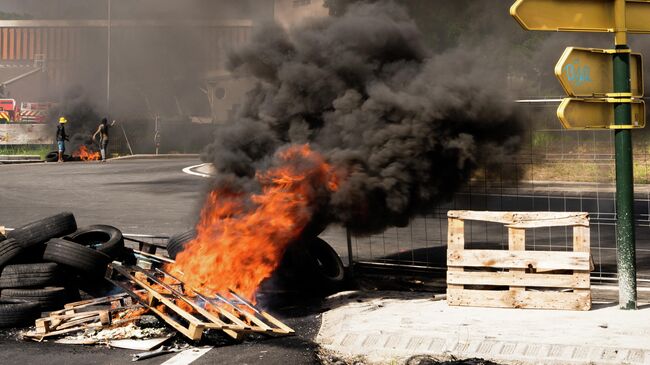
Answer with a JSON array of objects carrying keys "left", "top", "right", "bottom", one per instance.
[
  {"left": 168, "top": 144, "right": 338, "bottom": 302},
  {"left": 73, "top": 145, "right": 101, "bottom": 161}
]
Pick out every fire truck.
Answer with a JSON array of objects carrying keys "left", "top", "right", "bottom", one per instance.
[{"left": 0, "top": 99, "right": 51, "bottom": 123}]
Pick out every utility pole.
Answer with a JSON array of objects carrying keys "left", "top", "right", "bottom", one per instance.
[{"left": 107, "top": 0, "right": 112, "bottom": 117}]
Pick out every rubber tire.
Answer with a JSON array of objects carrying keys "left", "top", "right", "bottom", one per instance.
[
  {"left": 43, "top": 238, "right": 111, "bottom": 277},
  {"left": 0, "top": 263, "right": 61, "bottom": 289},
  {"left": 65, "top": 225, "right": 124, "bottom": 259},
  {"left": 45, "top": 151, "right": 58, "bottom": 162},
  {"left": 0, "top": 239, "right": 24, "bottom": 268},
  {"left": 166, "top": 229, "right": 196, "bottom": 259},
  {"left": 1, "top": 287, "right": 68, "bottom": 311},
  {"left": 45, "top": 151, "right": 71, "bottom": 162},
  {"left": 8, "top": 212, "right": 77, "bottom": 248},
  {"left": 287, "top": 237, "right": 345, "bottom": 293},
  {"left": 0, "top": 298, "right": 40, "bottom": 328}
]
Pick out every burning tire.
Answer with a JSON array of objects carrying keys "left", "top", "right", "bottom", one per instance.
[
  {"left": 0, "top": 239, "right": 25, "bottom": 268},
  {"left": 0, "top": 263, "right": 62, "bottom": 289},
  {"left": 1, "top": 287, "right": 68, "bottom": 311},
  {"left": 65, "top": 225, "right": 124, "bottom": 259},
  {"left": 43, "top": 238, "right": 111, "bottom": 277},
  {"left": 8, "top": 212, "right": 77, "bottom": 248},
  {"left": 166, "top": 229, "right": 196, "bottom": 259},
  {"left": 286, "top": 237, "right": 345, "bottom": 293},
  {"left": 0, "top": 299, "right": 40, "bottom": 328}
]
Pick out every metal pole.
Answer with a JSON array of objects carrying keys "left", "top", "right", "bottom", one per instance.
[
  {"left": 613, "top": 0, "right": 637, "bottom": 310},
  {"left": 106, "top": 0, "right": 111, "bottom": 116}
]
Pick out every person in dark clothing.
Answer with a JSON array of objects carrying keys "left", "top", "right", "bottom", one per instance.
[
  {"left": 92, "top": 117, "right": 114, "bottom": 162},
  {"left": 56, "top": 117, "right": 69, "bottom": 162}
]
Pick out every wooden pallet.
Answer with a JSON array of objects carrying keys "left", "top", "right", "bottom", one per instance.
[
  {"left": 446, "top": 211, "right": 592, "bottom": 311},
  {"left": 23, "top": 293, "right": 145, "bottom": 340},
  {"left": 105, "top": 262, "right": 295, "bottom": 341}
]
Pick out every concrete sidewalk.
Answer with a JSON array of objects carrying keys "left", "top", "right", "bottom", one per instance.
[{"left": 316, "top": 291, "right": 650, "bottom": 365}]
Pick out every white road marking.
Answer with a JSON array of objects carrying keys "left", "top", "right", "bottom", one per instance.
[
  {"left": 182, "top": 163, "right": 212, "bottom": 178},
  {"left": 160, "top": 346, "right": 213, "bottom": 365}
]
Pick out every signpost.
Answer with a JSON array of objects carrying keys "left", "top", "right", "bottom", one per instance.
[{"left": 511, "top": 0, "right": 643, "bottom": 309}]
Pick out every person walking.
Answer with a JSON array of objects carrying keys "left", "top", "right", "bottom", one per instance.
[
  {"left": 56, "top": 117, "right": 69, "bottom": 163},
  {"left": 92, "top": 117, "right": 113, "bottom": 162}
]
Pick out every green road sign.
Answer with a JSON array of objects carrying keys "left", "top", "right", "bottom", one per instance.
[
  {"left": 557, "top": 98, "right": 645, "bottom": 129},
  {"left": 556, "top": 47, "right": 644, "bottom": 97},
  {"left": 511, "top": 0, "right": 650, "bottom": 33}
]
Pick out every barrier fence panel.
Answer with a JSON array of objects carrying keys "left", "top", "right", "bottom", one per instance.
[{"left": 348, "top": 102, "right": 650, "bottom": 288}]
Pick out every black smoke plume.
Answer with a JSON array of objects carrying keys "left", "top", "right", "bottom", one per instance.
[
  {"left": 47, "top": 89, "right": 102, "bottom": 153},
  {"left": 203, "top": 1, "right": 524, "bottom": 235}
]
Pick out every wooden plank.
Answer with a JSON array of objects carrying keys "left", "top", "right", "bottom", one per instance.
[
  {"left": 447, "top": 249, "right": 591, "bottom": 271},
  {"left": 573, "top": 225, "right": 592, "bottom": 297},
  {"left": 447, "top": 211, "right": 589, "bottom": 227},
  {"left": 508, "top": 227, "right": 526, "bottom": 295},
  {"left": 447, "top": 271, "right": 590, "bottom": 289},
  {"left": 447, "top": 218, "right": 465, "bottom": 291},
  {"left": 59, "top": 293, "right": 131, "bottom": 312},
  {"left": 447, "top": 288, "right": 591, "bottom": 311}
]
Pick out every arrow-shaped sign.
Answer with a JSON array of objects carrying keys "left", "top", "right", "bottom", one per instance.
[
  {"left": 555, "top": 47, "right": 644, "bottom": 98},
  {"left": 557, "top": 98, "right": 646, "bottom": 129},
  {"left": 511, "top": 0, "right": 650, "bottom": 33}
]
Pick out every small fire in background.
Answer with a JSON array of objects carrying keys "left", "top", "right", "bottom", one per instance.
[
  {"left": 73, "top": 145, "right": 100, "bottom": 161},
  {"left": 168, "top": 144, "right": 339, "bottom": 303}
]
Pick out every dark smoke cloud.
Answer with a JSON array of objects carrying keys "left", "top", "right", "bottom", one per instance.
[
  {"left": 47, "top": 90, "right": 101, "bottom": 153},
  {"left": 204, "top": 1, "right": 524, "bottom": 235}
]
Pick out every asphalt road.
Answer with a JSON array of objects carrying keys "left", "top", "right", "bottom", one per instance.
[{"left": 0, "top": 158, "right": 207, "bottom": 235}]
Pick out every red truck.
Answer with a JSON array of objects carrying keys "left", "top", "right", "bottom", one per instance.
[{"left": 0, "top": 99, "right": 51, "bottom": 123}]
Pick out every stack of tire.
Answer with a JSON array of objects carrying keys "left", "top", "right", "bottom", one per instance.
[
  {"left": 166, "top": 229, "right": 346, "bottom": 295},
  {"left": 0, "top": 212, "right": 129, "bottom": 328}
]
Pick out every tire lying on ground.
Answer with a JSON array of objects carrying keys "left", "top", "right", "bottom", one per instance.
[
  {"left": 45, "top": 151, "right": 58, "bottom": 162},
  {"left": 284, "top": 237, "right": 346, "bottom": 294},
  {"left": 65, "top": 225, "right": 124, "bottom": 259},
  {"left": 44, "top": 151, "right": 72, "bottom": 162},
  {"left": 0, "top": 263, "right": 62, "bottom": 289},
  {"left": 0, "top": 299, "right": 40, "bottom": 328},
  {"left": 166, "top": 229, "right": 196, "bottom": 259},
  {"left": 0, "top": 239, "right": 25, "bottom": 268},
  {"left": 8, "top": 212, "right": 77, "bottom": 248},
  {"left": 43, "top": 238, "right": 111, "bottom": 277},
  {"left": 1, "top": 287, "right": 68, "bottom": 311}
]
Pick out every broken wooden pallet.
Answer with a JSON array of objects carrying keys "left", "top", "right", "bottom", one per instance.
[
  {"left": 23, "top": 293, "right": 145, "bottom": 340},
  {"left": 105, "top": 262, "right": 295, "bottom": 341},
  {"left": 446, "top": 210, "right": 592, "bottom": 311}
]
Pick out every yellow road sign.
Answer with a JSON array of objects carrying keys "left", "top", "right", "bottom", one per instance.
[
  {"left": 511, "top": 0, "right": 650, "bottom": 33},
  {"left": 555, "top": 47, "right": 643, "bottom": 97},
  {"left": 557, "top": 98, "right": 646, "bottom": 129}
]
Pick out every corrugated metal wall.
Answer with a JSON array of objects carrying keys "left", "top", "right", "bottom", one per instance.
[{"left": 0, "top": 24, "right": 252, "bottom": 93}]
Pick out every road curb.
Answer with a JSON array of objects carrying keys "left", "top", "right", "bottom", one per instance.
[{"left": 110, "top": 154, "right": 200, "bottom": 160}]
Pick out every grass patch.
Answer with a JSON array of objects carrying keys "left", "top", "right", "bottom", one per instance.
[
  {"left": 0, "top": 145, "right": 53, "bottom": 160},
  {"left": 526, "top": 160, "right": 650, "bottom": 184}
]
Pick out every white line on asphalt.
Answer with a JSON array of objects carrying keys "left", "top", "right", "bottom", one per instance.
[
  {"left": 160, "top": 347, "right": 213, "bottom": 365},
  {"left": 182, "top": 163, "right": 212, "bottom": 178}
]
